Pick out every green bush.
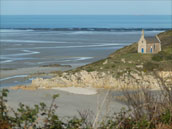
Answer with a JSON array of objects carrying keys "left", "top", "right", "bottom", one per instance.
[
  {"left": 143, "top": 62, "right": 159, "bottom": 71},
  {"left": 152, "top": 54, "right": 163, "bottom": 61},
  {"left": 165, "top": 54, "right": 172, "bottom": 60},
  {"left": 1, "top": 88, "right": 172, "bottom": 129},
  {"left": 160, "top": 109, "right": 172, "bottom": 124},
  {"left": 86, "top": 67, "right": 94, "bottom": 72},
  {"left": 152, "top": 51, "right": 172, "bottom": 61}
]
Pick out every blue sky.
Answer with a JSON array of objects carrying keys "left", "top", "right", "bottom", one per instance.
[{"left": 1, "top": 0, "right": 171, "bottom": 15}]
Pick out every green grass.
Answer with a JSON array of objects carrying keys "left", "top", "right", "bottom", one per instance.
[
  {"left": 68, "top": 30, "right": 172, "bottom": 75},
  {"left": 158, "top": 30, "right": 172, "bottom": 49}
]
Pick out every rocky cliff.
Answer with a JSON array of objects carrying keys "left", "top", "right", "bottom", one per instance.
[{"left": 24, "top": 70, "right": 171, "bottom": 90}]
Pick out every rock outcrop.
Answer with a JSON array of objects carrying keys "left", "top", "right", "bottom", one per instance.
[{"left": 27, "top": 70, "right": 172, "bottom": 90}]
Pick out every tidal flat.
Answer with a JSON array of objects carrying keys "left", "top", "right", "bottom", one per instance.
[{"left": 0, "top": 29, "right": 161, "bottom": 87}]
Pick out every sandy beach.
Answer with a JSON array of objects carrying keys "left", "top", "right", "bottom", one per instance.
[
  {"left": 50, "top": 87, "right": 97, "bottom": 95},
  {"left": 6, "top": 88, "right": 126, "bottom": 117}
]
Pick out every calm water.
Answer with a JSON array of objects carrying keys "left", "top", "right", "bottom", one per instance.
[{"left": 0, "top": 15, "right": 171, "bottom": 29}]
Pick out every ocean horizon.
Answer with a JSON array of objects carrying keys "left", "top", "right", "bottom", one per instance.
[{"left": 0, "top": 15, "right": 171, "bottom": 29}]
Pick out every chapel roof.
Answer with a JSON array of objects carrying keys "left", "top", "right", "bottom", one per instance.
[{"left": 145, "top": 36, "right": 160, "bottom": 44}]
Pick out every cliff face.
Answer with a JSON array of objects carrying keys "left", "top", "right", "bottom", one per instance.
[
  {"left": 13, "top": 30, "right": 172, "bottom": 90},
  {"left": 30, "top": 70, "right": 172, "bottom": 90}
]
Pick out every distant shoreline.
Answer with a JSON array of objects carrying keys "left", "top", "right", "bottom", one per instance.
[{"left": 1, "top": 28, "right": 171, "bottom": 31}]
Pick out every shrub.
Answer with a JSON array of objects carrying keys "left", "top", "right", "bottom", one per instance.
[
  {"left": 165, "top": 54, "right": 172, "bottom": 60},
  {"left": 143, "top": 62, "right": 159, "bottom": 71},
  {"left": 152, "top": 51, "right": 172, "bottom": 61},
  {"left": 152, "top": 54, "right": 163, "bottom": 61},
  {"left": 86, "top": 67, "right": 94, "bottom": 72},
  {"left": 0, "top": 72, "right": 172, "bottom": 129}
]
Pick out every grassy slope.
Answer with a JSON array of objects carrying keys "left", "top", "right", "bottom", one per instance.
[
  {"left": 69, "top": 30, "right": 172, "bottom": 76},
  {"left": 159, "top": 30, "right": 172, "bottom": 53}
]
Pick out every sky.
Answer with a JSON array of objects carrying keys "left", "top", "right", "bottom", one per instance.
[{"left": 0, "top": 0, "right": 172, "bottom": 15}]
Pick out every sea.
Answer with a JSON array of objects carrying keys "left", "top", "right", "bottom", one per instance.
[{"left": 0, "top": 15, "right": 171, "bottom": 87}]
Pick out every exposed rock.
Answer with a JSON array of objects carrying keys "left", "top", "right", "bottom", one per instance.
[
  {"left": 103, "top": 60, "right": 108, "bottom": 65},
  {"left": 121, "top": 58, "right": 126, "bottom": 63},
  {"left": 158, "top": 71, "right": 172, "bottom": 86},
  {"left": 25, "top": 70, "right": 172, "bottom": 90},
  {"left": 136, "top": 65, "right": 143, "bottom": 68}
]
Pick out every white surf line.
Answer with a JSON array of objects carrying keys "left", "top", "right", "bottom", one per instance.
[
  {"left": 37, "top": 57, "right": 94, "bottom": 64},
  {"left": 0, "top": 49, "right": 40, "bottom": 64},
  {"left": 58, "top": 57, "right": 94, "bottom": 62},
  {"left": 1, "top": 50, "right": 40, "bottom": 57},
  {"left": 75, "top": 57, "right": 93, "bottom": 61},
  {"left": 16, "top": 43, "right": 128, "bottom": 50},
  {"left": 22, "top": 50, "right": 40, "bottom": 55},
  {"left": 10, "top": 50, "right": 39, "bottom": 56},
  {"left": 0, "top": 39, "right": 68, "bottom": 44},
  {"left": 55, "top": 57, "right": 94, "bottom": 63},
  {"left": 0, "top": 75, "right": 28, "bottom": 82},
  {"left": 6, "top": 43, "right": 129, "bottom": 50},
  {"left": 11, "top": 50, "right": 39, "bottom": 56},
  {"left": 0, "top": 60, "right": 13, "bottom": 63},
  {"left": 0, "top": 29, "right": 34, "bottom": 32}
]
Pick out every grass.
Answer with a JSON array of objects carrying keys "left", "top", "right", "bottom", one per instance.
[
  {"left": 41, "top": 64, "right": 72, "bottom": 68},
  {"left": 0, "top": 68, "right": 16, "bottom": 71},
  {"left": 158, "top": 30, "right": 172, "bottom": 49},
  {"left": 67, "top": 30, "right": 172, "bottom": 76}
]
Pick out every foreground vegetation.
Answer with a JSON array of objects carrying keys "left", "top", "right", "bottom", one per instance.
[{"left": 1, "top": 74, "right": 172, "bottom": 129}]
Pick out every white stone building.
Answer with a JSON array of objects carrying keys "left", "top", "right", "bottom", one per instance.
[{"left": 138, "top": 30, "right": 161, "bottom": 54}]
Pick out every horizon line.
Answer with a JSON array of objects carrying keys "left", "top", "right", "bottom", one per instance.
[{"left": 1, "top": 14, "right": 171, "bottom": 16}]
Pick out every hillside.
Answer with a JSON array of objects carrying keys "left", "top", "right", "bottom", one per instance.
[{"left": 70, "top": 30, "right": 172, "bottom": 76}]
